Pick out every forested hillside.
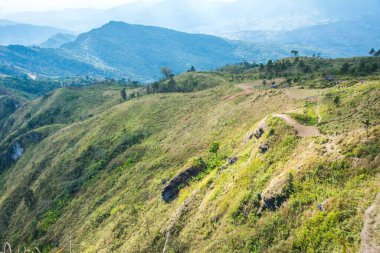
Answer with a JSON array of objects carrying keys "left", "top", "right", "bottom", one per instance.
[{"left": 0, "top": 21, "right": 288, "bottom": 81}]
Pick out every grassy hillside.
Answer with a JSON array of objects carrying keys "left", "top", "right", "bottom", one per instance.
[{"left": 0, "top": 57, "right": 379, "bottom": 252}]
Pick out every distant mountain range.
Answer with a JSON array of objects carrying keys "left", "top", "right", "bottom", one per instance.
[
  {"left": 4, "top": 0, "right": 380, "bottom": 34},
  {"left": 226, "top": 17, "right": 380, "bottom": 57},
  {"left": 1, "top": 0, "right": 379, "bottom": 58},
  {"left": 39, "top": 33, "right": 76, "bottom": 48},
  {"left": 0, "top": 22, "right": 289, "bottom": 81},
  {"left": 0, "top": 19, "right": 72, "bottom": 46}
]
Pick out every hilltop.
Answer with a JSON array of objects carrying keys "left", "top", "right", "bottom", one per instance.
[
  {"left": 0, "top": 20, "right": 71, "bottom": 46},
  {"left": 0, "top": 56, "right": 379, "bottom": 252},
  {"left": 0, "top": 21, "right": 288, "bottom": 81}
]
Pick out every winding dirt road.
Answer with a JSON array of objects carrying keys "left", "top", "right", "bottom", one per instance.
[{"left": 272, "top": 114, "right": 321, "bottom": 137}]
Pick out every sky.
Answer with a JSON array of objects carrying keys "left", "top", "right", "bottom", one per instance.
[
  {"left": 0, "top": 0, "right": 138, "bottom": 13},
  {"left": 0, "top": 0, "right": 232, "bottom": 14}
]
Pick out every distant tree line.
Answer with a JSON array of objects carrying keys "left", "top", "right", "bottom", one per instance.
[
  {"left": 144, "top": 66, "right": 206, "bottom": 94},
  {"left": 258, "top": 56, "right": 379, "bottom": 80}
]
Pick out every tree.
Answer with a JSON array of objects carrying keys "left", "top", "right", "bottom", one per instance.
[
  {"left": 340, "top": 63, "right": 350, "bottom": 74},
  {"left": 152, "top": 82, "right": 160, "bottom": 92},
  {"left": 363, "top": 118, "right": 370, "bottom": 137},
  {"left": 259, "top": 64, "right": 265, "bottom": 72},
  {"left": 266, "top": 60, "right": 273, "bottom": 73},
  {"left": 120, "top": 88, "right": 127, "bottom": 100},
  {"left": 209, "top": 142, "right": 220, "bottom": 157},
  {"left": 167, "top": 77, "right": 177, "bottom": 92},
  {"left": 372, "top": 63, "right": 379, "bottom": 72},
  {"left": 188, "top": 66, "right": 196, "bottom": 72},
  {"left": 303, "top": 65, "right": 312, "bottom": 73},
  {"left": 333, "top": 95, "right": 340, "bottom": 106},
  {"left": 291, "top": 50, "right": 299, "bottom": 57},
  {"left": 359, "top": 61, "right": 366, "bottom": 72},
  {"left": 160, "top": 67, "right": 173, "bottom": 79},
  {"left": 369, "top": 48, "right": 376, "bottom": 56},
  {"left": 374, "top": 50, "right": 380, "bottom": 57}
]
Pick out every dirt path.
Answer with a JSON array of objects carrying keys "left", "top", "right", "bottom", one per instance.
[
  {"left": 284, "top": 87, "right": 324, "bottom": 100},
  {"left": 273, "top": 114, "right": 321, "bottom": 137},
  {"left": 224, "top": 82, "right": 258, "bottom": 100},
  {"left": 361, "top": 192, "right": 380, "bottom": 253},
  {"left": 224, "top": 89, "right": 257, "bottom": 100}
]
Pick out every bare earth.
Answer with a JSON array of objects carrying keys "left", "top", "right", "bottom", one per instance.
[
  {"left": 361, "top": 192, "right": 380, "bottom": 253},
  {"left": 273, "top": 113, "right": 321, "bottom": 137},
  {"left": 284, "top": 87, "right": 324, "bottom": 100}
]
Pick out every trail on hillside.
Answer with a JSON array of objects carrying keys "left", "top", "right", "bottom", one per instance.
[
  {"left": 361, "top": 192, "right": 380, "bottom": 253},
  {"left": 272, "top": 114, "right": 321, "bottom": 137},
  {"left": 224, "top": 83, "right": 257, "bottom": 100}
]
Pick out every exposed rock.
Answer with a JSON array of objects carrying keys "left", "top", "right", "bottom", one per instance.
[
  {"left": 258, "top": 173, "right": 292, "bottom": 213},
  {"left": 254, "top": 120, "right": 268, "bottom": 139},
  {"left": 254, "top": 128, "right": 265, "bottom": 139},
  {"left": 162, "top": 158, "right": 207, "bottom": 202},
  {"left": 243, "top": 133, "right": 254, "bottom": 143},
  {"left": 218, "top": 165, "right": 227, "bottom": 173},
  {"left": 11, "top": 141, "right": 24, "bottom": 160},
  {"left": 262, "top": 195, "right": 287, "bottom": 212},
  {"left": 228, "top": 157, "right": 238, "bottom": 165},
  {"left": 10, "top": 132, "right": 44, "bottom": 161},
  {"left": 243, "top": 118, "right": 268, "bottom": 143},
  {"left": 259, "top": 143, "right": 269, "bottom": 153}
]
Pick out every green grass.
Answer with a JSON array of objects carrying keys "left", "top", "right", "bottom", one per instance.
[
  {"left": 291, "top": 102, "right": 319, "bottom": 126},
  {"left": 0, "top": 58, "right": 379, "bottom": 253}
]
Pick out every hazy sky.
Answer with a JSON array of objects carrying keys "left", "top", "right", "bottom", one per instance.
[{"left": 0, "top": 0, "right": 233, "bottom": 13}]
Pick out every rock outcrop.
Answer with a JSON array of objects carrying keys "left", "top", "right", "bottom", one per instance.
[
  {"left": 243, "top": 117, "right": 268, "bottom": 144},
  {"left": 228, "top": 157, "right": 238, "bottom": 165},
  {"left": 258, "top": 173, "right": 294, "bottom": 213},
  {"left": 162, "top": 158, "right": 207, "bottom": 202},
  {"left": 11, "top": 141, "right": 24, "bottom": 160},
  {"left": 259, "top": 143, "right": 269, "bottom": 153},
  {"left": 254, "top": 119, "right": 268, "bottom": 139}
]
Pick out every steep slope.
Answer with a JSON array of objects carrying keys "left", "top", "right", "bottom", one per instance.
[
  {"left": 0, "top": 45, "right": 105, "bottom": 77},
  {"left": 0, "top": 64, "right": 378, "bottom": 252},
  {"left": 0, "top": 21, "right": 288, "bottom": 81},
  {"left": 0, "top": 85, "right": 123, "bottom": 141}
]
